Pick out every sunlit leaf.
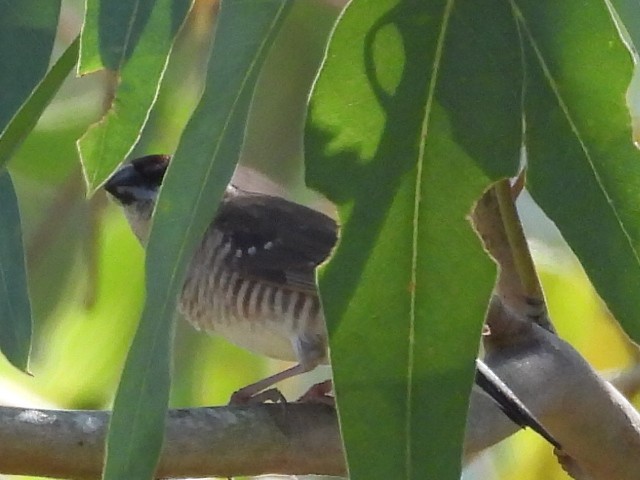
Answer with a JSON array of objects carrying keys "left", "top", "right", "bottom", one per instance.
[
  {"left": 78, "top": 0, "right": 192, "bottom": 193},
  {"left": 0, "top": 37, "right": 79, "bottom": 171},
  {"left": 0, "top": 171, "right": 32, "bottom": 372},
  {"left": 516, "top": 0, "right": 640, "bottom": 341},
  {"left": 306, "top": 0, "right": 522, "bottom": 478},
  {"left": 103, "top": 1, "right": 293, "bottom": 478}
]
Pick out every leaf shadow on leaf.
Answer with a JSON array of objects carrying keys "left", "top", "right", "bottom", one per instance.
[
  {"left": 97, "top": 0, "right": 189, "bottom": 70},
  {"left": 306, "top": 3, "right": 440, "bottom": 327}
]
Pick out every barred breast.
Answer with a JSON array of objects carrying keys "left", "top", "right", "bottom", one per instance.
[{"left": 178, "top": 226, "right": 328, "bottom": 365}]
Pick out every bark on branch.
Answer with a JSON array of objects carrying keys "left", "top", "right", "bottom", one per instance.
[
  {"left": 0, "top": 388, "right": 536, "bottom": 479},
  {"left": 0, "top": 403, "right": 345, "bottom": 479}
]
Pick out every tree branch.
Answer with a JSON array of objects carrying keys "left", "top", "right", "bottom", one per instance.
[
  {"left": 0, "top": 403, "right": 344, "bottom": 479},
  {"left": 0, "top": 386, "right": 542, "bottom": 479},
  {"left": 471, "top": 183, "right": 640, "bottom": 480}
]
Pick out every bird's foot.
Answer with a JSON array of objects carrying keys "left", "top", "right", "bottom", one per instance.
[
  {"left": 229, "top": 387, "right": 287, "bottom": 405},
  {"left": 228, "top": 363, "right": 310, "bottom": 405},
  {"left": 296, "top": 380, "right": 334, "bottom": 406}
]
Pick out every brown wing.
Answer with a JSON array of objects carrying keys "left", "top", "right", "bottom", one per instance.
[{"left": 213, "top": 188, "right": 338, "bottom": 292}]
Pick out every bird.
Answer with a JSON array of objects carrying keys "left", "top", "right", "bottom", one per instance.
[
  {"left": 105, "top": 154, "right": 335, "bottom": 404},
  {"left": 105, "top": 154, "right": 560, "bottom": 447}
]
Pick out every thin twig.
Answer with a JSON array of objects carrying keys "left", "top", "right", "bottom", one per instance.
[{"left": 494, "top": 179, "right": 542, "bottom": 301}]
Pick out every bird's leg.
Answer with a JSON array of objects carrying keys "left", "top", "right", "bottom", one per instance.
[
  {"left": 230, "top": 334, "right": 327, "bottom": 404},
  {"left": 229, "top": 363, "right": 311, "bottom": 405}
]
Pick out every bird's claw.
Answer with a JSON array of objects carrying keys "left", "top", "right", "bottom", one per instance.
[
  {"left": 229, "top": 387, "right": 287, "bottom": 405},
  {"left": 296, "top": 380, "right": 334, "bottom": 406}
]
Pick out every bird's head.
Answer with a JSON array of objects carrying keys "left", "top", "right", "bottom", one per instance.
[{"left": 104, "top": 154, "right": 171, "bottom": 243}]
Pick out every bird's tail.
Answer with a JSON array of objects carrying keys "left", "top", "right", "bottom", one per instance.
[{"left": 475, "top": 359, "right": 560, "bottom": 449}]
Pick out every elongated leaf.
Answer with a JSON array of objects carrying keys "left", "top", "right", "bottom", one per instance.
[
  {"left": 78, "top": 0, "right": 191, "bottom": 193},
  {"left": 515, "top": 0, "right": 640, "bottom": 340},
  {"left": 103, "top": 1, "right": 293, "bottom": 478},
  {"left": 80, "top": 0, "right": 176, "bottom": 72},
  {"left": 306, "top": 0, "right": 522, "bottom": 478},
  {"left": 0, "top": 171, "right": 32, "bottom": 372},
  {"left": 0, "top": 0, "right": 59, "bottom": 372},
  {"left": 0, "top": 37, "right": 80, "bottom": 171},
  {"left": 0, "top": 0, "right": 60, "bottom": 133}
]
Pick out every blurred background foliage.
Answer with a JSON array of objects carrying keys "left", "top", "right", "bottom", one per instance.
[{"left": 1, "top": 0, "right": 639, "bottom": 479}]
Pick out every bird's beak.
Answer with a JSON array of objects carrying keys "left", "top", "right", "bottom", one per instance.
[
  {"left": 104, "top": 164, "right": 136, "bottom": 204},
  {"left": 104, "top": 164, "right": 153, "bottom": 205}
]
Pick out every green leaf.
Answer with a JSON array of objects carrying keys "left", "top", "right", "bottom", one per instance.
[
  {"left": 516, "top": 0, "right": 640, "bottom": 341},
  {"left": 0, "top": 0, "right": 59, "bottom": 373},
  {"left": 306, "top": 0, "right": 522, "bottom": 478},
  {"left": 0, "top": 171, "right": 32, "bottom": 372},
  {"left": 78, "top": 0, "right": 192, "bottom": 194},
  {"left": 103, "top": 1, "right": 293, "bottom": 478},
  {"left": 80, "top": 0, "right": 187, "bottom": 72},
  {"left": 0, "top": 37, "right": 80, "bottom": 171},
  {"left": 0, "top": 0, "right": 60, "bottom": 134}
]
